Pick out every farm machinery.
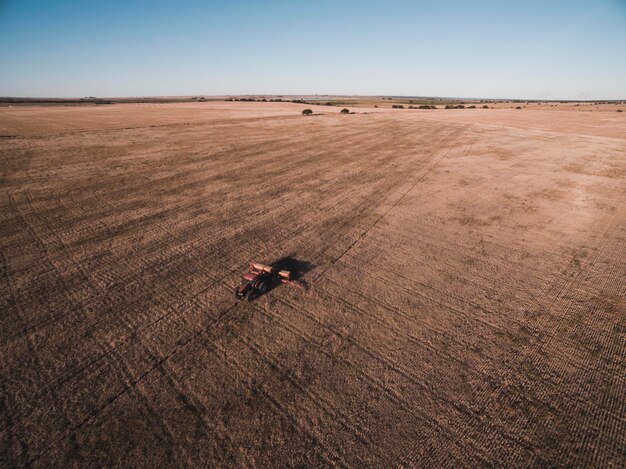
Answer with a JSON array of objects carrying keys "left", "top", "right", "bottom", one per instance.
[{"left": 235, "top": 262, "right": 302, "bottom": 301}]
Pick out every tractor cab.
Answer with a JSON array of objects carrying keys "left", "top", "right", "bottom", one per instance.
[{"left": 242, "top": 271, "right": 259, "bottom": 282}]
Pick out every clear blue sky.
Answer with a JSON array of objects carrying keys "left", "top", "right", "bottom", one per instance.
[{"left": 1, "top": 0, "right": 625, "bottom": 99}]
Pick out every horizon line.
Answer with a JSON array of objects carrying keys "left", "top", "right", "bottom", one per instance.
[{"left": 2, "top": 94, "right": 625, "bottom": 102}]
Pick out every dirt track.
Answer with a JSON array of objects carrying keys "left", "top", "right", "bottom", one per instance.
[{"left": 1, "top": 102, "right": 625, "bottom": 467}]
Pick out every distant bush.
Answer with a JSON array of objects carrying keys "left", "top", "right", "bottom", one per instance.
[
  {"left": 302, "top": 109, "right": 313, "bottom": 115},
  {"left": 516, "top": 106, "right": 522, "bottom": 109},
  {"left": 482, "top": 105, "right": 489, "bottom": 109},
  {"left": 417, "top": 105, "right": 436, "bottom": 109},
  {"left": 392, "top": 104, "right": 404, "bottom": 109},
  {"left": 445, "top": 105, "right": 453, "bottom": 109},
  {"left": 341, "top": 108, "right": 350, "bottom": 114},
  {"left": 618, "top": 109, "right": 623, "bottom": 112},
  {"left": 468, "top": 105, "right": 476, "bottom": 109},
  {"left": 374, "top": 105, "right": 378, "bottom": 108},
  {"left": 325, "top": 102, "right": 333, "bottom": 106}
]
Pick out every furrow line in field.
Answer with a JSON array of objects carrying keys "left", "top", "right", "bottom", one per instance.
[
  {"left": 235, "top": 293, "right": 495, "bottom": 466},
  {"left": 268, "top": 291, "right": 537, "bottom": 465},
  {"left": 318, "top": 272, "right": 626, "bottom": 430},
  {"left": 311, "top": 125, "right": 472, "bottom": 281},
  {"left": 341, "top": 246, "right": 624, "bottom": 367},
  {"left": 215, "top": 314, "right": 393, "bottom": 467},
  {"left": 2, "top": 154, "right": 404, "bottom": 420},
  {"left": 332, "top": 253, "right": 626, "bottom": 392}
]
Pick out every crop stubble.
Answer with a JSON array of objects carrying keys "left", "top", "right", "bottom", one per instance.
[{"left": 1, "top": 103, "right": 625, "bottom": 467}]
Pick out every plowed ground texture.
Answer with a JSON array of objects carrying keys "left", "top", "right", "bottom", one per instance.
[{"left": 1, "top": 102, "right": 625, "bottom": 467}]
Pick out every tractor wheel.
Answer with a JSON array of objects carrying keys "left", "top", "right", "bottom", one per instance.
[
  {"left": 258, "top": 282, "right": 268, "bottom": 295},
  {"left": 246, "top": 289, "right": 256, "bottom": 302}
]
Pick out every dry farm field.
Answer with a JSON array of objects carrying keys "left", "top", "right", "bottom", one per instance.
[{"left": 1, "top": 101, "right": 625, "bottom": 467}]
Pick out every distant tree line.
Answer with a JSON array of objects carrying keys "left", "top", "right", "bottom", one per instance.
[
  {"left": 225, "top": 97, "right": 313, "bottom": 104},
  {"left": 392, "top": 104, "right": 439, "bottom": 109}
]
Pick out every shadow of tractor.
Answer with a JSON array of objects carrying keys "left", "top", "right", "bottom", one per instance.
[{"left": 270, "top": 255, "right": 314, "bottom": 283}]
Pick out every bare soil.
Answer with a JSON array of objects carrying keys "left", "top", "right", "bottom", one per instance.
[{"left": 1, "top": 102, "right": 625, "bottom": 467}]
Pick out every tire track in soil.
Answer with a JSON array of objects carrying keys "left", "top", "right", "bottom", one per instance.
[
  {"left": 4, "top": 118, "right": 468, "bottom": 464},
  {"left": 7, "top": 117, "right": 438, "bottom": 340},
  {"left": 17, "top": 118, "right": 468, "bottom": 464},
  {"left": 234, "top": 293, "right": 496, "bottom": 467},
  {"left": 312, "top": 126, "right": 474, "bottom": 283},
  {"left": 3, "top": 118, "right": 433, "bottom": 343},
  {"left": 339, "top": 247, "right": 625, "bottom": 380},
  {"left": 17, "top": 148, "right": 408, "bottom": 462}
]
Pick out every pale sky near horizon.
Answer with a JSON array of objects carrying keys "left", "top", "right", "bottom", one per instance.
[{"left": 1, "top": 0, "right": 625, "bottom": 99}]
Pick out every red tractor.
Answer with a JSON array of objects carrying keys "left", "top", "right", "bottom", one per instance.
[{"left": 235, "top": 262, "right": 300, "bottom": 301}]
